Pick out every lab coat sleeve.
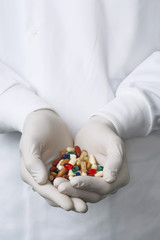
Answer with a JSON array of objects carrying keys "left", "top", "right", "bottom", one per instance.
[
  {"left": 0, "top": 62, "right": 55, "bottom": 133},
  {"left": 93, "top": 51, "right": 160, "bottom": 139}
]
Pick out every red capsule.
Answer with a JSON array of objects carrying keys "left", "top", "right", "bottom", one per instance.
[
  {"left": 52, "top": 157, "right": 62, "bottom": 167},
  {"left": 50, "top": 166, "right": 56, "bottom": 172},
  {"left": 64, "top": 163, "right": 73, "bottom": 170},
  {"left": 75, "top": 146, "right": 81, "bottom": 157},
  {"left": 87, "top": 169, "right": 97, "bottom": 176}
]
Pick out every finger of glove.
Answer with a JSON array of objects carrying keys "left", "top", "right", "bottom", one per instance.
[
  {"left": 45, "top": 198, "right": 59, "bottom": 207},
  {"left": 70, "top": 176, "right": 112, "bottom": 195},
  {"left": 20, "top": 158, "right": 74, "bottom": 211},
  {"left": 21, "top": 144, "right": 48, "bottom": 185},
  {"left": 71, "top": 198, "right": 88, "bottom": 213},
  {"left": 54, "top": 177, "right": 69, "bottom": 188},
  {"left": 58, "top": 181, "right": 102, "bottom": 203},
  {"left": 103, "top": 141, "right": 125, "bottom": 183},
  {"left": 54, "top": 178, "right": 89, "bottom": 212},
  {"left": 109, "top": 156, "right": 130, "bottom": 192}
]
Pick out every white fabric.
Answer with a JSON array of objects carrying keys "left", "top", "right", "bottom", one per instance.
[
  {"left": 0, "top": 0, "right": 160, "bottom": 239},
  {"left": 95, "top": 52, "right": 160, "bottom": 139}
]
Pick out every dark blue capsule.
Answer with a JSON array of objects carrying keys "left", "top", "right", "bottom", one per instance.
[
  {"left": 54, "top": 168, "right": 60, "bottom": 174},
  {"left": 75, "top": 172, "right": 81, "bottom": 176},
  {"left": 62, "top": 154, "right": 70, "bottom": 159}
]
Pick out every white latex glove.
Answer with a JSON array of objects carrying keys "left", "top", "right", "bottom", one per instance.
[
  {"left": 54, "top": 116, "right": 129, "bottom": 203},
  {"left": 19, "top": 109, "right": 88, "bottom": 213}
]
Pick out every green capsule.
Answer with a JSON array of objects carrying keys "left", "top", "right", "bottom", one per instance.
[
  {"left": 72, "top": 166, "right": 79, "bottom": 173},
  {"left": 97, "top": 166, "right": 103, "bottom": 171},
  {"left": 68, "top": 151, "right": 76, "bottom": 155}
]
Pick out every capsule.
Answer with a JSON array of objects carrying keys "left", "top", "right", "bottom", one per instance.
[
  {"left": 75, "top": 146, "right": 81, "bottom": 157},
  {"left": 87, "top": 169, "right": 97, "bottom": 176},
  {"left": 57, "top": 168, "right": 68, "bottom": 177},
  {"left": 52, "top": 157, "right": 62, "bottom": 167},
  {"left": 75, "top": 171, "right": 81, "bottom": 176},
  {"left": 72, "top": 166, "right": 79, "bottom": 173},
  {"left": 60, "top": 159, "right": 70, "bottom": 166},
  {"left": 50, "top": 166, "right": 56, "bottom": 172},
  {"left": 97, "top": 166, "right": 103, "bottom": 171},
  {"left": 64, "top": 163, "right": 73, "bottom": 170},
  {"left": 62, "top": 154, "right": 70, "bottom": 159},
  {"left": 49, "top": 175, "right": 54, "bottom": 182}
]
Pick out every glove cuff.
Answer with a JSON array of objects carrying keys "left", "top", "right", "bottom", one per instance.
[
  {"left": 91, "top": 88, "right": 153, "bottom": 139},
  {"left": 0, "top": 84, "right": 56, "bottom": 133}
]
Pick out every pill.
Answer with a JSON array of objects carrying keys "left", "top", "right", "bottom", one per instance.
[
  {"left": 72, "top": 166, "right": 79, "bottom": 173},
  {"left": 66, "top": 147, "right": 75, "bottom": 152},
  {"left": 89, "top": 154, "right": 96, "bottom": 165},
  {"left": 69, "top": 155, "right": 77, "bottom": 165},
  {"left": 86, "top": 162, "right": 92, "bottom": 170},
  {"left": 68, "top": 169, "right": 75, "bottom": 176},
  {"left": 60, "top": 150, "right": 67, "bottom": 156},
  {"left": 75, "top": 171, "right": 81, "bottom": 176},
  {"left": 52, "top": 157, "right": 62, "bottom": 167},
  {"left": 76, "top": 159, "right": 81, "bottom": 166},
  {"left": 68, "top": 151, "right": 76, "bottom": 155},
  {"left": 87, "top": 169, "right": 97, "bottom": 176},
  {"left": 50, "top": 166, "right": 56, "bottom": 172},
  {"left": 70, "top": 154, "right": 77, "bottom": 158},
  {"left": 60, "top": 159, "right": 70, "bottom": 166},
  {"left": 50, "top": 172, "right": 57, "bottom": 177},
  {"left": 92, "top": 164, "right": 97, "bottom": 169},
  {"left": 64, "top": 163, "right": 73, "bottom": 170},
  {"left": 79, "top": 151, "right": 87, "bottom": 160},
  {"left": 62, "top": 154, "right": 70, "bottom": 159},
  {"left": 57, "top": 167, "right": 68, "bottom": 177},
  {"left": 75, "top": 146, "right": 81, "bottom": 157},
  {"left": 81, "top": 160, "right": 87, "bottom": 174},
  {"left": 58, "top": 166, "right": 64, "bottom": 170},
  {"left": 89, "top": 154, "right": 97, "bottom": 169},
  {"left": 97, "top": 166, "right": 103, "bottom": 171},
  {"left": 49, "top": 175, "right": 54, "bottom": 181},
  {"left": 94, "top": 171, "right": 103, "bottom": 177},
  {"left": 56, "top": 159, "right": 64, "bottom": 168},
  {"left": 81, "top": 172, "right": 87, "bottom": 176},
  {"left": 62, "top": 174, "right": 69, "bottom": 180},
  {"left": 54, "top": 168, "right": 60, "bottom": 174},
  {"left": 84, "top": 157, "right": 89, "bottom": 162}
]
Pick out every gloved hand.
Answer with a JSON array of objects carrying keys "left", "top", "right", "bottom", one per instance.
[
  {"left": 19, "top": 109, "right": 88, "bottom": 213},
  {"left": 54, "top": 116, "right": 130, "bottom": 203}
]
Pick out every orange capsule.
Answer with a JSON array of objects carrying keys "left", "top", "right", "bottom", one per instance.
[
  {"left": 62, "top": 174, "right": 69, "bottom": 180},
  {"left": 57, "top": 168, "right": 68, "bottom": 177},
  {"left": 60, "top": 159, "right": 70, "bottom": 166}
]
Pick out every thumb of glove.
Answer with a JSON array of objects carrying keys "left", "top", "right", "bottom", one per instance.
[
  {"left": 103, "top": 141, "right": 125, "bottom": 183},
  {"left": 22, "top": 150, "right": 48, "bottom": 185}
]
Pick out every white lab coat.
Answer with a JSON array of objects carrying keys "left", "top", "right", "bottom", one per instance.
[{"left": 0, "top": 1, "right": 160, "bottom": 239}]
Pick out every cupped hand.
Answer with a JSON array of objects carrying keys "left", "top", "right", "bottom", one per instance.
[
  {"left": 19, "top": 109, "right": 88, "bottom": 213},
  {"left": 54, "top": 116, "right": 130, "bottom": 203}
]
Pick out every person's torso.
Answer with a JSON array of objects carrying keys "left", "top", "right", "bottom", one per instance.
[{"left": 0, "top": 0, "right": 160, "bottom": 135}]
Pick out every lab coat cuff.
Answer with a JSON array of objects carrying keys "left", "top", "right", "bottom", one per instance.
[
  {"left": 91, "top": 88, "right": 153, "bottom": 139},
  {"left": 0, "top": 84, "right": 56, "bottom": 133}
]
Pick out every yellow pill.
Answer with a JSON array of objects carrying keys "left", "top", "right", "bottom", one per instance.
[
  {"left": 87, "top": 162, "right": 92, "bottom": 170},
  {"left": 51, "top": 172, "right": 57, "bottom": 177}
]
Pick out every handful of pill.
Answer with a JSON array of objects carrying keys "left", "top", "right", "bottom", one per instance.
[{"left": 48, "top": 146, "right": 103, "bottom": 183}]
